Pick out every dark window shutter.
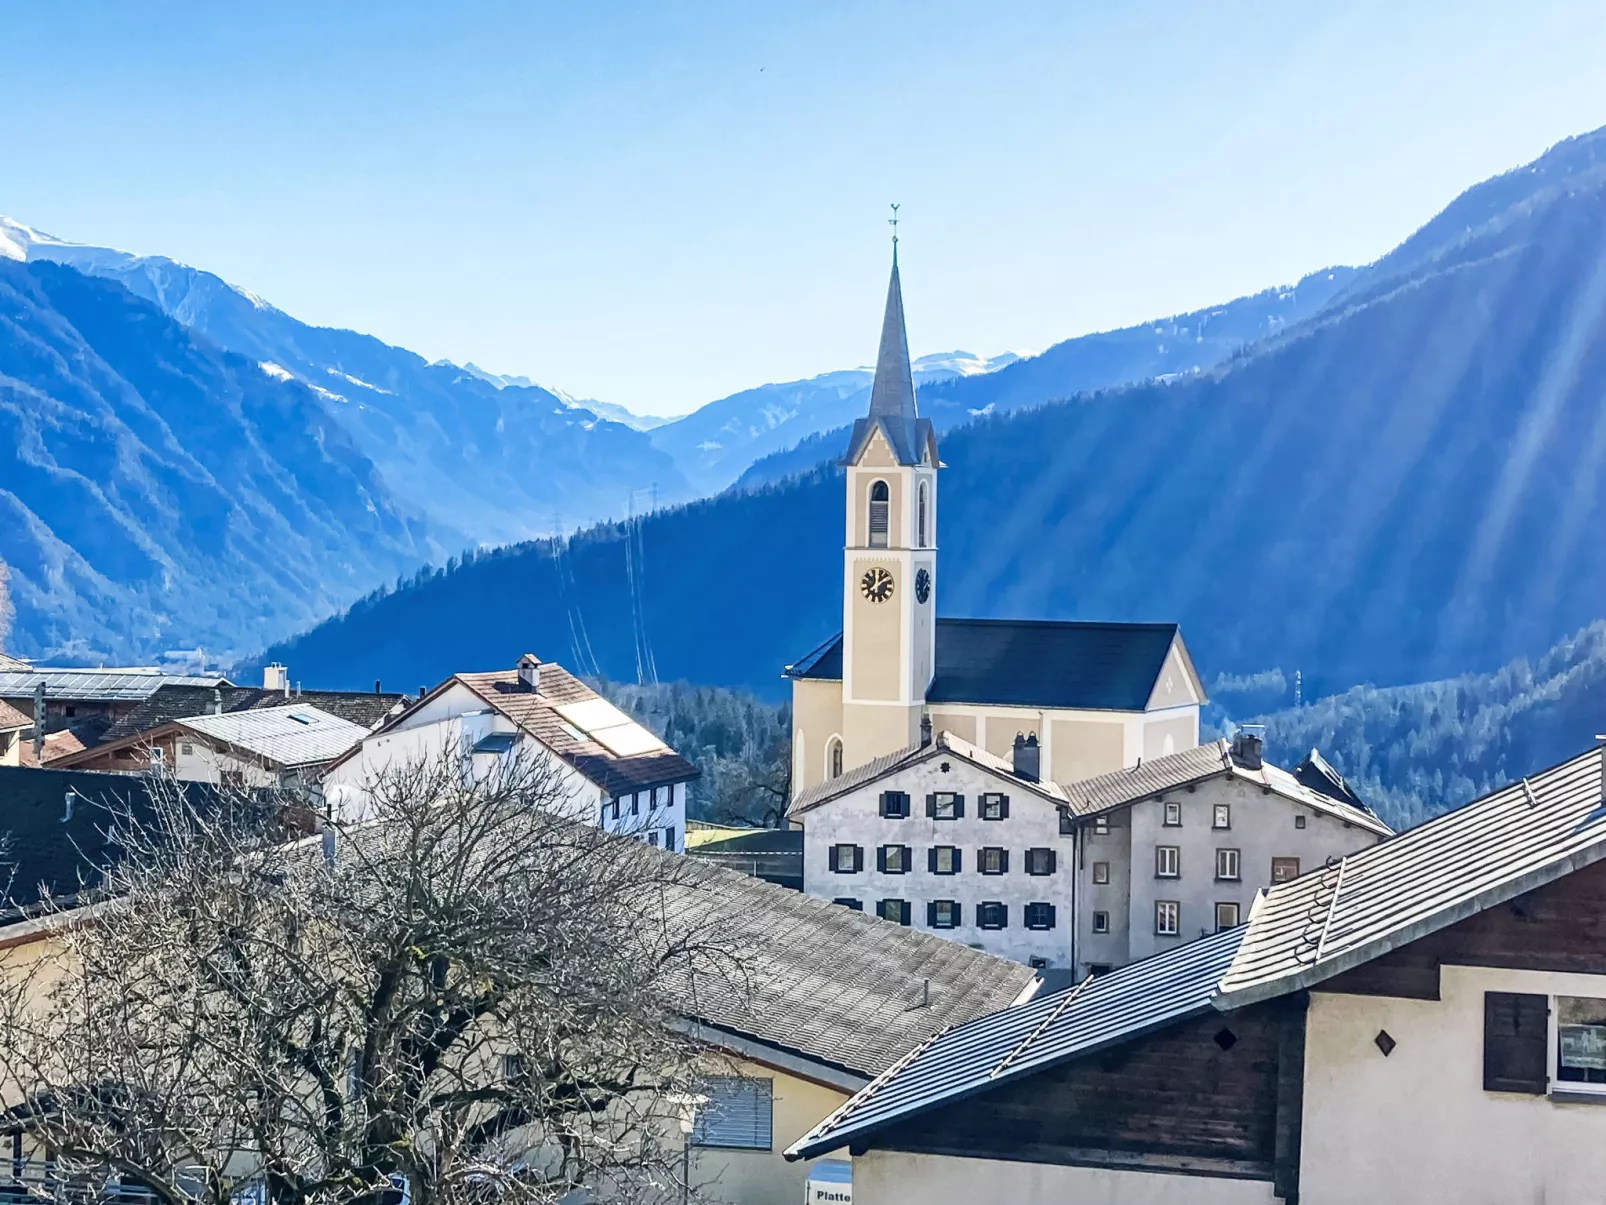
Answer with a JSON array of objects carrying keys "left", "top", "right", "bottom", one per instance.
[
  {"left": 899, "top": 900, "right": 911, "bottom": 925},
  {"left": 926, "top": 793, "right": 937, "bottom": 818},
  {"left": 927, "top": 847, "right": 937, "bottom": 873},
  {"left": 954, "top": 847, "right": 963, "bottom": 873},
  {"left": 999, "top": 849, "right": 1009, "bottom": 874},
  {"left": 999, "top": 795, "right": 1010, "bottom": 819},
  {"left": 852, "top": 845, "right": 864, "bottom": 873},
  {"left": 879, "top": 792, "right": 891, "bottom": 818},
  {"left": 1046, "top": 903, "right": 1056, "bottom": 928},
  {"left": 954, "top": 794, "right": 965, "bottom": 818},
  {"left": 926, "top": 900, "right": 937, "bottom": 926},
  {"left": 1484, "top": 991, "right": 1549, "bottom": 1094},
  {"left": 876, "top": 846, "right": 887, "bottom": 872}
]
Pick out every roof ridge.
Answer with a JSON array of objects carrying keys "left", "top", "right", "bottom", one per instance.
[{"left": 987, "top": 973, "right": 1096, "bottom": 1080}]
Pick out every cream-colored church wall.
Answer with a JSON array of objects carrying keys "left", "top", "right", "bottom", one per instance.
[
  {"left": 848, "top": 558, "right": 903, "bottom": 701},
  {"left": 1050, "top": 718, "right": 1126, "bottom": 783},
  {"left": 847, "top": 467, "right": 904, "bottom": 548},
  {"left": 984, "top": 717, "right": 1040, "bottom": 761},
  {"left": 790, "top": 679, "right": 845, "bottom": 794},
  {"left": 1146, "top": 642, "right": 1203, "bottom": 709},
  {"left": 1143, "top": 713, "right": 1196, "bottom": 762},
  {"left": 841, "top": 702, "right": 918, "bottom": 770},
  {"left": 928, "top": 712, "right": 975, "bottom": 743}
]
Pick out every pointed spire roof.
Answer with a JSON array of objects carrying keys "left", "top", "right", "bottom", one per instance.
[
  {"left": 867, "top": 253, "right": 918, "bottom": 423},
  {"left": 842, "top": 243, "right": 939, "bottom": 469}
]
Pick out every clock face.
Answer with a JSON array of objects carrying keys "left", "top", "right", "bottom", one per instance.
[
  {"left": 860, "top": 566, "right": 895, "bottom": 604},
  {"left": 915, "top": 567, "right": 931, "bottom": 604}
]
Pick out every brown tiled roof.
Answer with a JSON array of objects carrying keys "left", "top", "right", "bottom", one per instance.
[
  {"left": 662, "top": 855, "right": 1037, "bottom": 1077},
  {"left": 0, "top": 700, "right": 27, "bottom": 731},
  {"left": 101, "top": 685, "right": 405, "bottom": 744},
  {"left": 456, "top": 665, "right": 699, "bottom": 798}
]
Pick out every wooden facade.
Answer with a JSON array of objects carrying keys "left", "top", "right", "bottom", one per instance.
[
  {"left": 864, "top": 996, "right": 1307, "bottom": 1192},
  {"left": 1322, "top": 855, "right": 1606, "bottom": 1001}
]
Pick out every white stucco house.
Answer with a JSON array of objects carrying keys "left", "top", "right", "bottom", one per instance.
[{"left": 323, "top": 654, "right": 698, "bottom": 850}]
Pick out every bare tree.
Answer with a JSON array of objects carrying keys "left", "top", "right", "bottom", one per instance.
[
  {"left": 0, "top": 751, "right": 742, "bottom": 1205},
  {"left": 0, "top": 556, "right": 13, "bottom": 654}
]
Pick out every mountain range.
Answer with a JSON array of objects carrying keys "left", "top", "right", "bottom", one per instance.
[{"left": 254, "top": 126, "right": 1606, "bottom": 713}]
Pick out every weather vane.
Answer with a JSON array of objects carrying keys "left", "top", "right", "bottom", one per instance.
[{"left": 889, "top": 203, "right": 900, "bottom": 245}]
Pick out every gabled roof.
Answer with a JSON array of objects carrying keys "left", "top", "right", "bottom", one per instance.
[
  {"left": 790, "top": 730, "right": 1069, "bottom": 816},
  {"left": 100, "top": 684, "right": 406, "bottom": 744},
  {"left": 663, "top": 855, "right": 1037, "bottom": 1080},
  {"left": 1216, "top": 744, "right": 1606, "bottom": 1008},
  {"left": 787, "top": 742, "right": 1606, "bottom": 1160},
  {"left": 1292, "top": 747, "right": 1367, "bottom": 811},
  {"left": 0, "top": 700, "right": 27, "bottom": 733},
  {"left": 1059, "top": 738, "right": 1391, "bottom": 836},
  {"left": 786, "top": 619, "right": 1191, "bottom": 713},
  {"left": 787, "top": 926, "right": 1244, "bottom": 1160},
  {"left": 0, "top": 668, "right": 230, "bottom": 703},
  {"left": 841, "top": 253, "right": 938, "bottom": 469},
  {"left": 178, "top": 706, "right": 369, "bottom": 770}
]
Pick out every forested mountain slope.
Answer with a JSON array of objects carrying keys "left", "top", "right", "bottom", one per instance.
[
  {"left": 259, "top": 126, "right": 1606, "bottom": 707},
  {"left": 0, "top": 259, "right": 432, "bottom": 662}
]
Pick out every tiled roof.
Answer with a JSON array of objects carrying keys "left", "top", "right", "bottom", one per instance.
[
  {"left": 787, "top": 926, "right": 1244, "bottom": 1159},
  {"left": 179, "top": 706, "right": 369, "bottom": 770},
  {"left": 790, "top": 730, "right": 1069, "bottom": 815},
  {"left": 0, "top": 700, "right": 27, "bottom": 731},
  {"left": 456, "top": 664, "right": 699, "bottom": 798},
  {"left": 101, "top": 685, "right": 405, "bottom": 744},
  {"left": 1216, "top": 744, "right": 1606, "bottom": 1008},
  {"left": 0, "top": 669, "right": 230, "bottom": 703},
  {"left": 1058, "top": 739, "right": 1392, "bottom": 836},
  {"left": 787, "top": 619, "right": 1190, "bottom": 712},
  {"left": 662, "top": 855, "right": 1037, "bottom": 1078}
]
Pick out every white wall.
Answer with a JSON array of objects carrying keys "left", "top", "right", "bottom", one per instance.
[
  {"left": 1301, "top": 964, "right": 1606, "bottom": 1205},
  {"left": 602, "top": 781, "right": 688, "bottom": 852},
  {"left": 172, "top": 740, "right": 282, "bottom": 788},
  {"left": 854, "top": 1151, "right": 1275, "bottom": 1205},
  {"left": 798, "top": 755, "right": 1074, "bottom": 966}
]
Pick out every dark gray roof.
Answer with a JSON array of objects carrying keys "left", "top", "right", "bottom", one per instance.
[
  {"left": 101, "top": 685, "right": 405, "bottom": 744},
  {"left": 841, "top": 254, "right": 937, "bottom": 468},
  {"left": 787, "top": 619, "right": 1187, "bottom": 712},
  {"left": 662, "top": 856, "right": 1037, "bottom": 1079},
  {"left": 0, "top": 669, "right": 230, "bottom": 704},
  {"left": 787, "top": 925, "right": 1245, "bottom": 1160},
  {"left": 1293, "top": 747, "right": 1367, "bottom": 810}
]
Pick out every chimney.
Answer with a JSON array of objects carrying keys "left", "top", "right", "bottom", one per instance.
[
  {"left": 263, "top": 663, "right": 289, "bottom": 696},
  {"left": 1012, "top": 732, "right": 1040, "bottom": 782},
  {"left": 1231, "top": 726, "right": 1265, "bottom": 770},
  {"left": 212, "top": 687, "right": 224, "bottom": 716},
  {"left": 920, "top": 714, "right": 933, "bottom": 748},
  {"left": 516, "top": 653, "right": 541, "bottom": 694},
  {"left": 31, "top": 681, "right": 44, "bottom": 762},
  {"left": 62, "top": 788, "right": 75, "bottom": 823},
  {"left": 375, "top": 679, "right": 382, "bottom": 695}
]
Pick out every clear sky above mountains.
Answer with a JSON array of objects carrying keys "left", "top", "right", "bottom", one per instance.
[{"left": 5, "top": 1, "right": 1605, "bottom": 413}]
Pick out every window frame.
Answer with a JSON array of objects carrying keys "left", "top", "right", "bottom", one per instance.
[
  {"left": 1091, "top": 910, "right": 1110, "bottom": 934},
  {"left": 876, "top": 898, "right": 912, "bottom": 926},
  {"left": 832, "top": 897, "right": 863, "bottom": 911},
  {"left": 929, "top": 845, "right": 961, "bottom": 875},
  {"left": 879, "top": 790, "right": 911, "bottom": 819},
  {"left": 867, "top": 479, "right": 890, "bottom": 548},
  {"left": 829, "top": 843, "right": 863, "bottom": 874},
  {"left": 1295, "top": 814, "right": 1308, "bottom": 829},
  {"left": 978, "top": 846, "right": 1010, "bottom": 876},
  {"left": 1025, "top": 847, "right": 1056, "bottom": 876},
  {"left": 1215, "top": 901, "right": 1241, "bottom": 932},
  {"left": 1091, "top": 860, "right": 1110, "bottom": 885},
  {"left": 690, "top": 1076, "right": 774, "bottom": 1151},
  {"left": 979, "top": 792, "right": 1010, "bottom": 821},
  {"left": 1155, "top": 845, "right": 1181, "bottom": 879},
  {"left": 826, "top": 737, "right": 844, "bottom": 780},
  {"left": 976, "top": 901, "right": 1009, "bottom": 931},
  {"left": 1213, "top": 803, "right": 1231, "bottom": 830},
  {"left": 928, "top": 899, "right": 960, "bottom": 929},
  {"left": 1163, "top": 801, "right": 1183, "bottom": 827},
  {"left": 917, "top": 480, "right": 929, "bottom": 548},
  {"left": 1551, "top": 994, "right": 1606, "bottom": 1095},
  {"left": 928, "top": 791, "right": 964, "bottom": 820},
  {"left": 1215, "top": 847, "right": 1242, "bottom": 882},
  {"left": 1155, "top": 900, "right": 1181, "bottom": 936},
  {"left": 1024, "top": 902, "right": 1057, "bottom": 931},
  {"left": 1093, "top": 815, "right": 1110, "bottom": 836},
  {"left": 877, "top": 844, "right": 911, "bottom": 874},
  {"left": 1271, "top": 856, "right": 1301, "bottom": 883}
]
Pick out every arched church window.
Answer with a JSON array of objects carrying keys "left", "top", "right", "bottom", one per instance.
[
  {"left": 827, "top": 736, "right": 844, "bottom": 779},
  {"left": 868, "top": 481, "right": 890, "bottom": 548},
  {"left": 917, "top": 482, "right": 928, "bottom": 548}
]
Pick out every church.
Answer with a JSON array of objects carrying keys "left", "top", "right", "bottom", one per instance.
[{"left": 784, "top": 241, "right": 1207, "bottom": 796}]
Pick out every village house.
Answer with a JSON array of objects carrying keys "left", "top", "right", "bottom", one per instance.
[
  {"left": 324, "top": 654, "right": 699, "bottom": 851},
  {"left": 0, "top": 665, "right": 235, "bottom": 765},
  {"left": 783, "top": 244, "right": 1206, "bottom": 798},
  {"left": 0, "top": 701, "right": 28, "bottom": 767},
  {"left": 788, "top": 738, "right": 1606, "bottom": 1205}
]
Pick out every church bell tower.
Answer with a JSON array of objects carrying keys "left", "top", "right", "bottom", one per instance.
[{"left": 838, "top": 219, "right": 941, "bottom": 768}]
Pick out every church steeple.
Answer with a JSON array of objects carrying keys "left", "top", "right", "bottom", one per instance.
[{"left": 867, "top": 247, "right": 917, "bottom": 425}]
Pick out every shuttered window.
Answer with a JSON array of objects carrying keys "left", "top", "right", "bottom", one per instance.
[
  {"left": 977, "top": 901, "right": 1008, "bottom": 930},
  {"left": 980, "top": 793, "right": 1009, "bottom": 820},
  {"left": 879, "top": 791, "right": 910, "bottom": 819},
  {"left": 877, "top": 844, "right": 911, "bottom": 874},
  {"left": 1025, "top": 847, "right": 1055, "bottom": 875},
  {"left": 927, "top": 792, "right": 963, "bottom": 820},
  {"left": 833, "top": 897, "right": 863, "bottom": 911},
  {"left": 928, "top": 899, "right": 960, "bottom": 929},
  {"left": 1024, "top": 902, "right": 1056, "bottom": 930},
  {"left": 979, "top": 847, "right": 1009, "bottom": 875},
  {"left": 830, "top": 844, "right": 863, "bottom": 874},
  {"left": 928, "top": 845, "right": 961, "bottom": 874},
  {"left": 876, "top": 898, "right": 911, "bottom": 925},
  {"left": 1484, "top": 992, "right": 1549, "bottom": 1094},
  {"left": 692, "top": 1076, "right": 773, "bottom": 1150}
]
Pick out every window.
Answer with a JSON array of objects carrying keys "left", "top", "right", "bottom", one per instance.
[
  {"left": 647, "top": 831, "right": 660, "bottom": 847},
  {"left": 1025, "top": 847, "right": 1056, "bottom": 876},
  {"left": 1213, "top": 803, "right": 1231, "bottom": 829},
  {"left": 979, "top": 847, "right": 1009, "bottom": 875},
  {"left": 221, "top": 769, "right": 245, "bottom": 788},
  {"left": 868, "top": 480, "right": 890, "bottom": 548},
  {"left": 1216, "top": 848, "right": 1241, "bottom": 881},
  {"left": 928, "top": 845, "right": 961, "bottom": 875},
  {"left": 879, "top": 790, "right": 911, "bottom": 819},
  {"left": 1215, "top": 902, "right": 1241, "bottom": 931},
  {"left": 980, "top": 792, "right": 1009, "bottom": 820},
  {"left": 1091, "top": 911, "right": 1110, "bottom": 934},
  {"left": 830, "top": 843, "right": 863, "bottom": 874},
  {"left": 1024, "top": 902, "right": 1057, "bottom": 930},
  {"left": 665, "top": 825, "right": 677, "bottom": 853},
  {"left": 877, "top": 844, "right": 911, "bottom": 874},
  {"left": 1155, "top": 900, "right": 1180, "bottom": 936},
  {"left": 1093, "top": 815, "right": 1110, "bottom": 835},
  {"left": 1271, "top": 856, "right": 1301, "bottom": 883},
  {"left": 977, "top": 901, "right": 1008, "bottom": 930},
  {"left": 833, "top": 897, "right": 863, "bottom": 911},
  {"left": 927, "top": 792, "right": 963, "bottom": 820},
  {"left": 1295, "top": 814, "right": 1308, "bottom": 829},
  {"left": 917, "top": 481, "right": 929, "bottom": 548},
  {"left": 1555, "top": 995, "right": 1606, "bottom": 1091},
  {"left": 1092, "top": 861, "right": 1110, "bottom": 885},
  {"left": 180, "top": 742, "right": 195, "bottom": 756},
  {"left": 632, "top": 793, "right": 640, "bottom": 816},
  {"left": 827, "top": 738, "right": 844, "bottom": 780},
  {"left": 1163, "top": 801, "right": 1182, "bottom": 826},
  {"left": 928, "top": 899, "right": 961, "bottom": 929},
  {"left": 692, "top": 1076, "right": 774, "bottom": 1150},
  {"left": 1060, "top": 809, "right": 1076, "bottom": 835},
  {"left": 876, "top": 898, "right": 911, "bottom": 926},
  {"left": 1483, "top": 991, "right": 1549, "bottom": 1094},
  {"left": 1155, "top": 845, "right": 1180, "bottom": 878}
]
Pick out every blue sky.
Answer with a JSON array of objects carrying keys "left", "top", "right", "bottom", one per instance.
[{"left": 5, "top": 1, "right": 1605, "bottom": 414}]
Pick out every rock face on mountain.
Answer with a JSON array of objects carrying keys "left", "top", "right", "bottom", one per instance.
[
  {"left": 2, "top": 220, "right": 691, "bottom": 547},
  {"left": 0, "top": 259, "right": 433, "bottom": 662},
  {"left": 260, "top": 127, "right": 1606, "bottom": 705}
]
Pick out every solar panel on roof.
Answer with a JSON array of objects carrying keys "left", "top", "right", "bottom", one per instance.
[{"left": 553, "top": 699, "right": 668, "bottom": 757}]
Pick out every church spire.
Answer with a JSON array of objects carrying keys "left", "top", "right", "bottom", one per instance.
[{"left": 867, "top": 206, "right": 917, "bottom": 424}]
